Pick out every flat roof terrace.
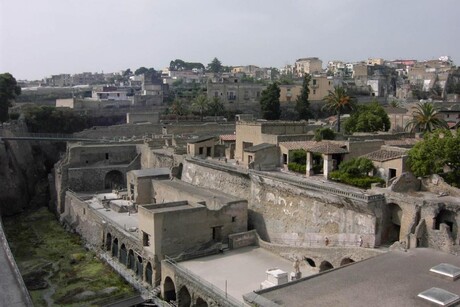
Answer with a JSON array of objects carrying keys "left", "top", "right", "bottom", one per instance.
[
  {"left": 84, "top": 192, "right": 139, "bottom": 234},
  {"left": 179, "top": 246, "right": 317, "bottom": 304},
  {"left": 254, "top": 248, "right": 460, "bottom": 307}
]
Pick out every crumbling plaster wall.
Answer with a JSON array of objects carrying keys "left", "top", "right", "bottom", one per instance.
[{"left": 250, "top": 173, "right": 378, "bottom": 246}]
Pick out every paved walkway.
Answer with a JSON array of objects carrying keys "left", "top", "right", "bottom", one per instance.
[{"left": 0, "top": 220, "right": 33, "bottom": 307}]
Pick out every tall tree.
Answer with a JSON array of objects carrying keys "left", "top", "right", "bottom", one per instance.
[
  {"left": 322, "top": 86, "right": 356, "bottom": 133},
  {"left": 408, "top": 129, "right": 460, "bottom": 186},
  {"left": 295, "top": 73, "right": 312, "bottom": 120},
  {"left": 260, "top": 82, "right": 281, "bottom": 120},
  {"left": 344, "top": 101, "right": 391, "bottom": 134},
  {"left": 405, "top": 101, "right": 448, "bottom": 133},
  {"left": 0, "top": 73, "right": 21, "bottom": 122},
  {"left": 191, "top": 94, "right": 209, "bottom": 121},
  {"left": 207, "top": 97, "right": 225, "bottom": 117},
  {"left": 170, "top": 99, "right": 188, "bottom": 117},
  {"left": 207, "top": 57, "right": 223, "bottom": 74}
]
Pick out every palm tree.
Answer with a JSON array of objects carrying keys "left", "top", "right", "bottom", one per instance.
[
  {"left": 191, "top": 94, "right": 209, "bottom": 121},
  {"left": 405, "top": 101, "right": 448, "bottom": 133},
  {"left": 322, "top": 86, "right": 356, "bottom": 133}
]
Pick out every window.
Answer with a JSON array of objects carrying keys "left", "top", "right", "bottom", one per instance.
[
  {"left": 105, "top": 153, "right": 109, "bottom": 160},
  {"left": 313, "top": 79, "right": 317, "bottom": 85},
  {"left": 142, "top": 232, "right": 150, "bottom": 246},
  {"left": 232, "top": 216, "right": 236, "bottom": 222},
  {"left": 313, "top": 90, "right": 316, "bottom": 95},
  {"left": 199, "top": 147, "right": 204, "bottom": 155}
]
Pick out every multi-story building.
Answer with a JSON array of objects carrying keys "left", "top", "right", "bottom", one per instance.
[
  {"left": 279, "top": 75, "right": 337, "bottom": 102},
  {"left": 294, "top": 57, "right": 323, "bottom": 77}
]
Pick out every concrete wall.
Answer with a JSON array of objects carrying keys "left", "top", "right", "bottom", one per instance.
[
  {"left": 127, "top": 112, "right": 160, "bottom": 124},
  {"left": 345, "top": 140, "right": 385, "bottom": 161}
]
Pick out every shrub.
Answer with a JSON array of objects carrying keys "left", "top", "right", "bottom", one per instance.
[
  {"left": 330, "top": 171, "right": 384, "bottom": 189},
  {"left": 338, "top": 157, "right": 375, "bottom": 176},
  {"left": 288, "top": 162, "right": 306, "bottom": 174}
]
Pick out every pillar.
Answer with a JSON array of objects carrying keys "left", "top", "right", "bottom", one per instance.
[
  {"left": 306, "top": 151, "right": 313, "bottom": 176},
  {"left": 323, "top": 154, "right": 333, "bottom": 179}
]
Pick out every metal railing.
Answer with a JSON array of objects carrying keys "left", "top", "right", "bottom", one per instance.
[{"left": 163, "top": 256, "right": 246, "bottom": 307}]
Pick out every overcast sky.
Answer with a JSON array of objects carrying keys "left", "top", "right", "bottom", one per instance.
[{"left": 1, "top": 0, "right": 459, "bottom": 80}]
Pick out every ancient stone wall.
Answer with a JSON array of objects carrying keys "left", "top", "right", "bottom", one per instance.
[
  {"left": 258, "top": 237, "right": 384, "bottom": 269},
  {"left": 249, "top": 172, "right": 378, "bottom": 246},
  {"left": 181, "top": 158, "right": 380, "bottom": 247}
]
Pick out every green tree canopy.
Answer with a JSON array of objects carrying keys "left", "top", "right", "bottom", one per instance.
[
  {"left": 344, "top": 101, "right": 391, "bottom": 134},
  {"left": 0, "top": 73, "right": 21, "bottom": 122},
  {"left": 338, "top": 157, "right": 375, "bottom": 176},
  {"left": 207, "top": 57, "right": 223, "bottom": 74},
  {"left": 169, "top": 59, "right": 205, "bottom": 71},
  {"left": 24, "top": 105, "right": 89, "bottom": 133},
  {"left": 260, "top": 82, "right": 281, "bottom": 120},
  {"left": 314, "top": 127, "right": 336, "bottom": 141},
  {"left": 405, "top": 101, "right": 448, "bottom": 133},
  {"left": 134, "top": 67, "right": 149, "bottom": 75},
  {"left": 170, "top": 99, "right": 189, "bottom": 117},
  {"left": 207, "top": 97, "right": 225, "bottom": 117},
  {"left": 191, "top": 94, "right": 209, "bottom": 121},
  {"left": 408, "top": 129, "right": 460, "bottom": 186},
  {"left": 295, "top": 73, "right": 312, "bottom": 120},
  {"left": 322, "top": 86, "right": 356, "bottom": 133}
]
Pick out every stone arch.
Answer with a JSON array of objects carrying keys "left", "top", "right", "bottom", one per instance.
[
  {"left": 319, "top": 260, "right": 334, "bottom": 272},
  {"left": 340, "top": 257, "right": 355, "bottom": 266},
  {"left": 136, "top": 256, "right": 143, "bottom": 279},
  {"left": 383, "top": 203, "right": 402, "bottom": 244},
  {"left": 120, "top": 244, "right": 127, "bottom": 265},
  {"left": 106, "top": 233, "right": 112, "bottom": 251},
  {"left": 127, "top": 249, "right": 135, "bottom": 270},
  {"left": 178, "top": 286, "right": 192, "bottom": 307},
  {"left": 194, "top": 297, "right": 208, "bottom": 307},
  {"left": 163, "top": 276, "right": 176, "bottom": 302},
  {"left": 104, "top": 170, "right": 124, "bottom": 190},
  {"left": 435, "top": 209, "right": 458, "bottom": 240},
  {"left": 304, "top": 257, "right": 316, "bottom": 267},
  {"left": 112, "top": 238, "right": 119, "bottom": 258},
  {"left": 145, "top": 262, "right": 153, "bottom": 285}
]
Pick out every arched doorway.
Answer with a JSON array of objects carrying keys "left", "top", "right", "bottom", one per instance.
[
  {"left": 145, "top": 262, "right": 153, "bottom": 285},
  {"left": 104, "top": 170, "right": 124, "bottom": 190},
  {"left": 136, "top": 256, "right": 143, "bottom": 279},
  {"left": 106, "top": 233, "right": 112, "bottom": 251},
  {"left": 340, "top": 257, "right": 355, "bottom": 266},
  {"left": 383, "top": 203, "right": 402, "bottom": 244},
  {"left": 120, "top": 244, "right": 127, "bottom": 265},
  {"left": 319, "top": 261, "right": 334, "bottom": 272},
  {"left": 194, "top": 297, "right": 208, "bottom": 307},
  {"left": 112, "top": 238, "right": 118, "bottom": 258},
  {"left": 127, "top": 250, "right": 135, "bottom": 271},
  {"left": 163, "top": 277, "right": 176, "bottom": 302},
  {"left": 304, "top": 257, "right": 316, "bottom": 267},
  {"left": 435, "top": 209, "right": 457, "bottom": 240},
  {"left": 178, "top": 286, "right": 191, "bottom": 307}
]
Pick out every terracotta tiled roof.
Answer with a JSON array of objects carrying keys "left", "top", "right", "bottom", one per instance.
[
  {"left": 220, "top": 134, "right": 236, "bottom": 141},
  {"left": 279, "top": 141, "right": 318, "bottom": 151},
  {"left": 279, "top": 140, "right": 347, "bottom": 150},
  {"left": 362, "top": 149, "right": 405, "bottom": 162},
  {"left": 308, "top": 143, "right": 348, "bottom": 154}
]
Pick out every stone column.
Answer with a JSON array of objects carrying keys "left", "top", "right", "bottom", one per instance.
[
  {"left": 306, "top": 151, "right": 313, "bottom": 176},
  {"left": 323, "top": 154, "right": 333, "bottom": 179}
]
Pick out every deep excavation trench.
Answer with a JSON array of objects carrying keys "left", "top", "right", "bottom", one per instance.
[{"left": 1, "top": 140, "right": 137, "bottom": 306}]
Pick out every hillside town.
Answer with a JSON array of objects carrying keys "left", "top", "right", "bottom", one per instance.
[{"left": 1, "top": 51, "right": 460, "bottom": 307}]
